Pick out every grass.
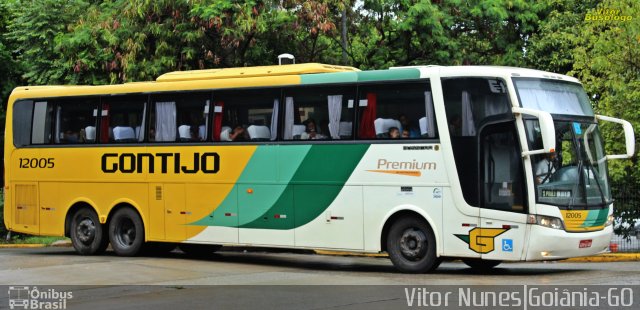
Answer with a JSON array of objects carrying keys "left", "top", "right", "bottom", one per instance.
[{"left": 0, "top": 235, "right": 69, "bottom": 245}]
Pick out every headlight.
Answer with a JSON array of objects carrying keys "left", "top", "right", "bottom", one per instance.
[
  {"left": 528, "top": 214, "right": 564, "bottom": 230},
  {"left": 605, "top": 215, "right": 614, "bottom": 227}
]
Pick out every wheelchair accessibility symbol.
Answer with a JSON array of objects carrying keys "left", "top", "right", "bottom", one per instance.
[{"left": 502, "top": 239, "right": 513, "bottom": 252}]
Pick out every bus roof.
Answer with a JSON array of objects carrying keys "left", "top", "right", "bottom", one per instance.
[{"left": 8, "top": 64, "right": 581, "bottom": 101}]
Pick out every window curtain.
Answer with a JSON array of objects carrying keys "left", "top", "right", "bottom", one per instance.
[
  {"left": 283, "top": 97, "right": 294, "bottom": 140},
  {"left": 358, "top": 93, "right": 377, "bottom": 139},
  {"left": 54, "top": 106, "right": 62, "bottom": 143},
  {"left": 213, "top": 101, "right": 224, "bottom": 141},
  {"left": 138, "top": 102, "right": 147, "bottom": 141},
  {"left": 424, "top": 91, "right": 436, "bottom": 138},
  {"left": 202, "top": 100, "right": 210, "bottom": 141},
  {"left": 327, "top": 95, "right": 343, "bottom": 139},
  {"left": 484, "top": 95, "right": 509, "bottom": 117},
  {"left": 270, "top": 98, "right": 279, "bottom": 141},
  {"left": 517, "top": 88, "right": 582, "bottom": 115},
  {"left": 155, "top": 101, "right": 176, "bottom": 141},
  {"left": 461, "top": 91, "right": 476, "bottom": 136},
  {"left": 99, "top": 103, "right": 110, "bottom": 143}
]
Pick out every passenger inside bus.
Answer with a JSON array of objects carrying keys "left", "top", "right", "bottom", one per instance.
[
  {"left": 399, "top": 114, "right": 419, "bottom": 138},
  {"left": 402, "top": 129, "right": 410, "bottom": 138},
  {"left": 220, "top": 125, "right": 247, "bottom": 141},
  {"left": 388, "top": 127, "right": 400, "bottom": 139},
  {"left": 301, "top": 119, "right": 326, "bottom": 140}
]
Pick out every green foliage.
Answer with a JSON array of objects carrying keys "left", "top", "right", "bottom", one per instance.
[{"left": 570, "top": 0, "right": 639, "bottom": 181}]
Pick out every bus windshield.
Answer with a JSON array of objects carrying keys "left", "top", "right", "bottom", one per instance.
[
  {"left": 524, "top": 119, "right": 611, "bottom": 207},
  {"left": 515, "top": 78, "right": 611, "bottom": 207},
  {"left": 514, "top": 78, "right": 594, "bottom": 116}
]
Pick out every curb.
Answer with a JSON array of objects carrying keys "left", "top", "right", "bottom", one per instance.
[{"left": 561, "top": 253, "right": 640, "bottom": 262}]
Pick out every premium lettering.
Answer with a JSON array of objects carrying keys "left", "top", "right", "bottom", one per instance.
[
  {"left": 377, "top": 159, "right": 436, "bottom": 170},
  {"left": 102, "top": 152, "right": 220, "bottom": 174}
]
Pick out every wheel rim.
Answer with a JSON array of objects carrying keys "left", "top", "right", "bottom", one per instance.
[
  {"left": 399, "top": 228, "right": 428, "bottom": 261},
  {"left": 114, "top": 217, "right": 136, "bottom": 248},
  {"left": 76, "top": 217, "right": 96, "bottom": 244}
]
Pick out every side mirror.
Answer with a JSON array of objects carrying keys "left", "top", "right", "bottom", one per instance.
[
  {"left": 596, "top": 115, "right": 635, "bottom": 160},
  {"left": 512, "top": 107, "right": 556, "bottom": 157}
]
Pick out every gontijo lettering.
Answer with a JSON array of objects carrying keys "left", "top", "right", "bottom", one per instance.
[{"left": 101, "top": 152, "right": 220, "bottom": 174}]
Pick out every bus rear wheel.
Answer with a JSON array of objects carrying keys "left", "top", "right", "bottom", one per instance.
[
  {"left": 386, "top": 216, "right": 439, "bottom": 273},
  {"left": 70, "top": 208, "right": 109, "bottom": 255},
  {"left": 109, "top": 208, "right": 144, "bottom": 256},
  {"left": 462, "top": 258, "right": 502, "bottom": 270}
]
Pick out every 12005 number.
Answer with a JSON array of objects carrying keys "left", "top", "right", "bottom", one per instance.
[{"left": 19, "top": 158, "right": 55, "bottom": 169}]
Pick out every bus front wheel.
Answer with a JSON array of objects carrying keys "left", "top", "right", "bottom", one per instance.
[
  {"left": 70, "top": 208, "right": 109, "bottom": 255},
  {"left": 109, "top": 208, "right": 145, "bottom": 256},
  {"left": 386, "top": 216, "right": 439, "bottom": 273}
]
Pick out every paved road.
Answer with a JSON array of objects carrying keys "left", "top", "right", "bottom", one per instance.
[{"left": 1, "top": 247, "right": 639, "bottom": 309}]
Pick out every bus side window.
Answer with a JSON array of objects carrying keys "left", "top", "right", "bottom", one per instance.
[
  {"left": 150, "top": 92, "right": 211, "bottom": 142},
  {"left": 52, "top": 97, "right": 99, "bottom": 144},
  {"left": 357, "top": 82, "right": 435, "bottom": 140},
  {"left": 13, "top": 100, "right": 34, "bottom": 147},
  {"left": 102, "top": 95, "right": 147, "bottom": 143},
  {"left": 213, "top": 88, "right": 280, "bottom": 142},
  {"left": 282, "top": 86, "right": 356, "bottom": 140}
]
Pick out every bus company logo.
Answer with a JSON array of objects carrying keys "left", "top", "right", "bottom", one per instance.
[
  {"left": 367, "top": 159, "right": 436, "bottom": 177},
  {"left": 101, "top": 152, "right": 220, "bottom": 174},
  {"left": 454, "top": 227, "right": 509, "bottom": 254},
  {"left": 585, "top": 8, "right": 633, "bottom": 22},
  {"left": 8, "top": 286, "right": 72, "bottom": 309}
]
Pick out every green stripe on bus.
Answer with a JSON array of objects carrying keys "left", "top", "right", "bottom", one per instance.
[
  {"left": 581, "top": 208, "right": 608, "bottom": 227},
  {"left": 356, "top": 69, "right": 421, "bottom": 82},
  {"left": 300, "top": 72, "right": 359, "bottom": 85},
  {"left": 240, "top": 144, "right": 369, "bottom": 229},
  {"left": 191, "top": 145, "right": 311, "bottom": 227},
  {"left": 300, "top": 68, "right": 421, "bottom": 85}
]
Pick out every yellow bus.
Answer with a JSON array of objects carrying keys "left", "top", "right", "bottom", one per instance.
[{"left": 3, "top": 63, "right": 635, "bottom": 273}]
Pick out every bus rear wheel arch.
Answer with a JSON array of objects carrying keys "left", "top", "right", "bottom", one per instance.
[
  {"left": 68, "top": 205, "right": 109, "bottom": 255},
  {"left": 108, "top": 206, "right": 145, "bottom": 257},
  {"left": 384, "top": 213, "right": 440, "bottom": 273}
]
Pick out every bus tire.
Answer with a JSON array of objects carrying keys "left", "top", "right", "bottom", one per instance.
[
  {"left": 109, "top": 208, "right": 144, "bottom": 256},
  {"left": 179, "top": 244, "right": 222, "bottom": 257},
  {"left": 386, "top": 216, "right": 439, "bottom": 273},
  {"left": 462, "top": 258, "right": 502, "bottom": 270},
  {"left": 70, "top": 208, "right": 109, "bottom": 255}
]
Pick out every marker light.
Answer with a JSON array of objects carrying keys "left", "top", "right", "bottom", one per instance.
[{"left": 605, "top": 215, "right": 614, "bottom": 227}]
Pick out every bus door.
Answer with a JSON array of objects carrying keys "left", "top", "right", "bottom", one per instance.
[{"left": 478, "top": 121, "right": 528, "bottom": 260}]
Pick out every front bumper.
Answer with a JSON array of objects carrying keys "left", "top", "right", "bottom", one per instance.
[{"left": 525, "top": 225, "right": 612, "bottom": 260}]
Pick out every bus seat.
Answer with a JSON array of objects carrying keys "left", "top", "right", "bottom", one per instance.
[
  {"left": 247, "top": 125, "right": 270, "bottom": 141},
  {"left": 419, "top": 117, "right": 428, "bottom": 137},
  {"left": 328, "top": 121, "right": 352, "bottom": 139},
  {"left": 178, "top": 125, "right": 191, "bottom": 141},
  {"left": 85, "top": 126, "right": 96, "bottom": 142},
  {"left": 198, "top": 125, "right": 206, "bottom": 141},
  {"left": 374, "top": 118, "right": 400, "bottom": 138},
  {"left": 292, "top": 124, "right": 306, "bottom": 139},
  {"left": 113, "top": 126, "right": 136, "bottom": 142}
]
